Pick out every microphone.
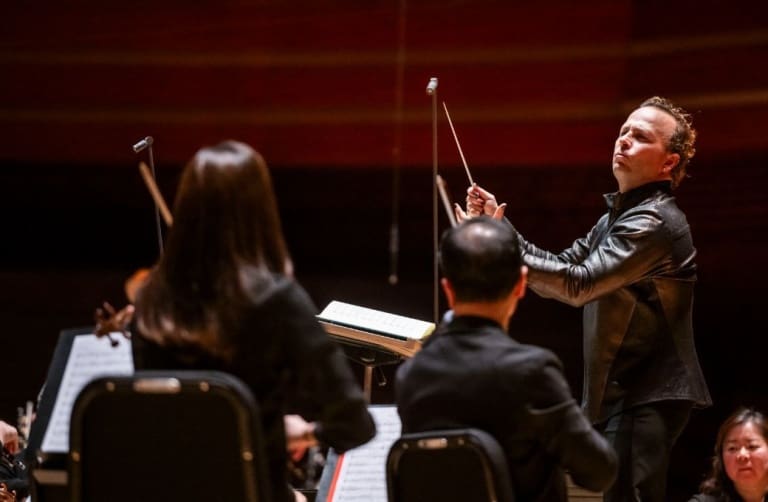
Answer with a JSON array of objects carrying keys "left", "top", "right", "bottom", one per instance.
[
  {"left": 132, "top": 136, "right": 154, "bottom": 153},
  {"left": 426, "top": 77, "right": 438, "bottom": 96}
]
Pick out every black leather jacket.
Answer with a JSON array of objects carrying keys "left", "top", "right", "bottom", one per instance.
[{"left": 516, "top": 181, "right": 711, "bottom": 422}]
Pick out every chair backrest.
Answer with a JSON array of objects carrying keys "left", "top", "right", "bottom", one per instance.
[
  {"left": 386, "top": 428, "right": 514, "bottom": 502},
  {"left": 68, "top": 370, "right": 270, "bottom": 502}
]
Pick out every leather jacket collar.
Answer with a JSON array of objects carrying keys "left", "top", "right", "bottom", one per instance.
[{"left": 603, "top": 180, "right": 672, "bottom": 218}]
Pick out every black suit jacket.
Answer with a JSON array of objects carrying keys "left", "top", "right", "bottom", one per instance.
[{"left": 395, "top": 315, "right": 617, "bottom": 501}]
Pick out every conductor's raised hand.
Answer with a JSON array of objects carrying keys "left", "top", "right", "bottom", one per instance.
[
  {"left": 465, "top": 184, "right": 507, "bottom": 220},
  {"left": 454, "top": 203, "right": 470, "bottom": 224}
]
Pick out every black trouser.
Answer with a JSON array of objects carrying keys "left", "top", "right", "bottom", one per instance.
[{"left": 596, "top": 400, "right": 693, "bottom": 502}]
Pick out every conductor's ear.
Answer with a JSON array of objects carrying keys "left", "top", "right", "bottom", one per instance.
[{"left": 662, "top": 153, "right": 680, "bottom": 174}]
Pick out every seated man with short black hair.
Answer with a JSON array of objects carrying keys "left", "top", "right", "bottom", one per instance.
[{"left": 395, "top": 217, "right": 617, "bottom": 501}]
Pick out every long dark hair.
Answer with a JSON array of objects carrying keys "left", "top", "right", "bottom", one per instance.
[
  {"left": 135, "top": 140, "right": 291, "bottom": 358},
  {"left": 699, "top": 407, "right": 768, "bottom": 501}
]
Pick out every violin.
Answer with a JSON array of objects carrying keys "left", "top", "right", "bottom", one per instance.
[
  {"left": 94, "top": 160, "right": 172, "bottom": 342},
  {"left": 94, "top": 301, "right": 135, "bottom": 342},
  {"left": 93, "top": 265, "right": 151, "bottom": 340},
  {"left": 0, "top": 446, "right": 25, "bottom": 502},
  {"left": 124, "top": 267, "right": 151, "bottom": 304},
  {"left": 0, "top": 483, "right": 15, "bottom": 502}
]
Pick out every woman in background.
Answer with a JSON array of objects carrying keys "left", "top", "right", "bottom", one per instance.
[
  {"left": 131, "top": 140, "right": 375, "bottom": 502},
  {"left": 690, "top": 407, "right": 768, "bottom": 502}
]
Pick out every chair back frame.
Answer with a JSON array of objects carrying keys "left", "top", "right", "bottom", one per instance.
[
  {"left": 68, "top": 370, "right": 269, "bottom": 502},
  {"left": 386, "top": 428, "right": 514, "bottom": 502}
]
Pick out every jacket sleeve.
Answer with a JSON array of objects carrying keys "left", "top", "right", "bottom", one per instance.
[
  {"left": 521, "top": 353, "right": 618, "bottom": 492},
  {"left": 516, "top": 222, "right": 596, "bottom": 267},
  {"left": 516, "top": 209, "right": 672, "bottom": 307},
  {"left": 280, "top": 282, "right": 376, "bottom": 452}
]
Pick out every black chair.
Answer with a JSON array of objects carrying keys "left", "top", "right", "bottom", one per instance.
[
  {"left": 386, "top": 428, "right": 514, "bottom": 502},
  {"left": 68, "top": 370, "right": 270, "bottom": 502}
]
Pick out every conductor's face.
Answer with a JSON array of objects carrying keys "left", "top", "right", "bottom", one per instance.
[{"left": 612, "top": 106, "right": 680, "bottom": 193}]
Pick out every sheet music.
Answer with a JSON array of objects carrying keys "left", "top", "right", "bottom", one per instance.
[
  {"left": 41, "top": 333, "right": 133, "bottom": 453},
  {"left": 318, "top": 301, "right": 434, "bottom": 340},
  {"left": 327, "top": 405, "right": 401, "bottom": 502}
]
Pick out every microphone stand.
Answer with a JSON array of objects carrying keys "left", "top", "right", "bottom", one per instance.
[
  {"left": 133, "top": 136, "right": 164, "bottom": 256},
  {"left": 426, "top": 77, "right": 438, "bottom": 324},
  {"left": 388, "top": 0, "right": 407, "bottom": 287}
]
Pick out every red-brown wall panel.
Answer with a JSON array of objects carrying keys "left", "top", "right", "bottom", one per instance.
[{"left": 0, "top": 1, "right": 765, "bottom": 167}]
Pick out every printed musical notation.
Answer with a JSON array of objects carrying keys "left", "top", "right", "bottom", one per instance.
[
  {"left": 318, "top": 302, "right": 434, "bottom": 341},
  {"left": 327, "top": 406, "right": 401, "bottom": 502},
  {"left": 41, "top": 334, "right": 133, "bottom": 453},
  {"left": 318, "top": 302, "right": 435, "bottom": 358}
]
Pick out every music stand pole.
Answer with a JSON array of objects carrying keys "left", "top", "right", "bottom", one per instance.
[
  {"left": 362, "top": 356, "right": 375, "bottom": 403},
  {"left": 348, "top": 349, "right": 399, "bottom": 403}
]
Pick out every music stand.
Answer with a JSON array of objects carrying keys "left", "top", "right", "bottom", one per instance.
[
  {"left": 316, "top": 301, "right": 434, "bottom": 402},
  {"left": 336, "top": 342, "right": 404, "bottom": 402}
]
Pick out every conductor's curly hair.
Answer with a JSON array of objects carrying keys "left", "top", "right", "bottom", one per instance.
[{"left": 640, "top": 96, "right": 697, "bottom": 189}]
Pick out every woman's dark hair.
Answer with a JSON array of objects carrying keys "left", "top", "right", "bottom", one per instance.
[
  {"left": 639, "top": 96, "right": 697, "bottom": 190},
  {"left": 135, "top": 140, "right": 290, "bottom": 358},
  {"left": 699, "top": 407, "right": 768, "bottom": 500}
]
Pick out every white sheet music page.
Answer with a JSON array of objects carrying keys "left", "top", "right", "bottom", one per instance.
[
  {"left": 327, "top": 405, "right": 401, "bottom": 502},
  {"left": 41, "top": 333, "right": 134, "bottom": 453},
  {"left": 318, "top": 301, "right": 434, "bottom": 340}
]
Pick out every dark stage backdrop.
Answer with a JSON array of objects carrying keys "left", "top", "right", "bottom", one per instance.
[{"left": 1, "top": 1, "right": 767, "bottom": 500}]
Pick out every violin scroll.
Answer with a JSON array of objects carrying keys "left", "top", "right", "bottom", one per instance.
[
  {"left": 94, "top": 302, "right": 134, "bottom": 345},
  {"left": 0, "top": 483, "right": 16, "bottom": 502},
  {"left": 93, "top": 265, "right": 152, "bottom": 345}
]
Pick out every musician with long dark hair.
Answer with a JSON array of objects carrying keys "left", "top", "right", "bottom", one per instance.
[{"left": 131, "top": 140, "right": 375, "bottom": 502}]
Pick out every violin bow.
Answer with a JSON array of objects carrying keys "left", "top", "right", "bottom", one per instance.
[
  {"left": 436, "top": 175, "right": 458, "bottom": 228},
  {"left": 138, "top": 161, "right": 173, "bottom": 227}
]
